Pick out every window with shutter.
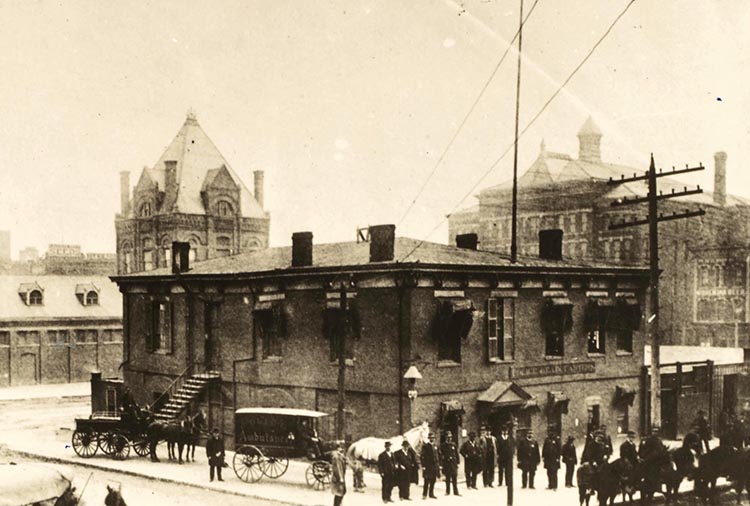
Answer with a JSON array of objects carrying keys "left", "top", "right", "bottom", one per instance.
[
  {"left": 502, "top": 298, "right": 515, "bottom": 361},
  {"left": 487, "top": 299, "right": 498, "bottom": 362}
]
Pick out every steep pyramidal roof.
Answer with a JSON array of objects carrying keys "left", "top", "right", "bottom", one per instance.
[{"left": 146, "top": 112, "right": 266, "bottom": 219}]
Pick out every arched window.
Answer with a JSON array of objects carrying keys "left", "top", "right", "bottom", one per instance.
[
  {"left": 143, "top": 238, "right": 154, "bottom": 271},
  {"left": 217, "top": 200, "right": 234, "bottom": 217},
  {"left": 29, "top": 290, "right": 43, "bottom": 305},
  {"left": 139, "top": 201, "right": 152, "bottom": 217},
  {"left": 85, "top": 291, "right": 99, "bottom": 306}
]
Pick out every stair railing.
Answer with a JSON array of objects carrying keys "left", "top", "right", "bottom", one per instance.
[{"left": 152, "top": 361, "right": 202, "bottom": 414}]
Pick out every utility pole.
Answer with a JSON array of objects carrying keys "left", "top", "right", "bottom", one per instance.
[
  {"left": 608, "top": 154, "right": 704, "bottom": 433},
  {"left": 336, "top": 283, "right": 347, "bottom": 441},
  {"left": 509, "top": 0, "right": 524, "bottom": 265}
]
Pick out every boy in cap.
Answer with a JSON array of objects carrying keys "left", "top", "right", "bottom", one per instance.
[{"left": 378, "top": 441, "right": 396, "bottom": 503}]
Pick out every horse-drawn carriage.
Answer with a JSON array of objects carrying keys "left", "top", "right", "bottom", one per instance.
[
  {"left": 232, "top": 407, "right": 334, "bottom": 489},
  {"left": 71, "top": 409, "right": 151, "bottom": 460}
]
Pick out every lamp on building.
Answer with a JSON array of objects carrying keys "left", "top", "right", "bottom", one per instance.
[{"left": 403, "top": 365, "right": 422, "bottom": 427}]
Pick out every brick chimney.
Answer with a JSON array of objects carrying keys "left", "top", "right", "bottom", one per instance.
[
  {"left": 456, "top": 233, "right": 478, "bottom": 250},
  {"left": 119, "top": 171, "right": 130, "bottom": 215},
  {"left": 539, "top": 229, "right": 563, "bottom": 260},
  {"left": 369, "top": 224, "right": 395, "bottom": 263},
  {"left": 254, "top": 170, "right": 265, "bottom": 209},
  {"left": 714, "top": 151, "right": 727, "bottom": 207},
  {"left": 164, "top": 160, "right": 178, "bottom": 210},
  {"left": 291, "top": 232, "right": 313, "bottom": 267},
  {"left": 577, "top": 116, "right": 602, "bottom": 163}
]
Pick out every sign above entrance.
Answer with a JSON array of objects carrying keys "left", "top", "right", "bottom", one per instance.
[{"left": 511, "top": 361, "right": 595, "bottom": 379}]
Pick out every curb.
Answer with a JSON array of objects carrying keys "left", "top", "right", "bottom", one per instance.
[{"left": 5, "top": 447, "right": 308, "bottom": 506}]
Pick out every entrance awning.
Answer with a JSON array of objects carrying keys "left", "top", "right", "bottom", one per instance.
[
  {"left": 477, "top": 381, "right": 534, "bottom": 408},
  {"left": 615, "top": 384, "right": 637, "bottom": 406},
  {"left": 547, "top": 391, "right": 570, "bottom": 414}
]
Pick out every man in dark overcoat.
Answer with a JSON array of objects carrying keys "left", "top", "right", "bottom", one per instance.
[
  {"left": 478, "top": 425, "right": 497, "bottom": 487},
  {"left": 206, "top": 427, "right": 225, "bottom": 482},
  {"left": 394, "top": 440, "right": 415, "bottom": 500},
  {"left": 440, "top": 432, "right": 461, "bottom": 496},
  {"left": 619, "top": 431, "right": 638, "bottom": 466},
  {"left": 378, "top": 441, "right": 395, "bottom": 503},
  {"left": 600, "top": 424, "right": 613, "bottom": 462},
  {"left": 542, "top": 432, "right": 561, "bottom": 490},
  {"left": 496, "top": 425, "right": 515, "bottom": 487},
  {"left": 562, "top": 436, "right": 577, "bottom": 488},
  {"left": 517, "top": 430, "right": 540, "bottom": 489},
  {"left": 460, "top": 431, "right": 481, "bottom": 489},
  {"left": 693, "top": 409, "right": 711, "bottom": 453},
  {"left": 420, "top": 432, "right": 440, "bottom": 499}
]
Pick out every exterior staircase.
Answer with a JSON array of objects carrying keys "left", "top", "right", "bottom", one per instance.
[{"left": 153, "top": 370, "right": 221, "bottom": 422}]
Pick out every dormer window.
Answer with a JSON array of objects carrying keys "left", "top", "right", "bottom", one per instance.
[
  {"left": 139, "top": 201, "right": 152, "bottom": 217},
  {"left": 75, "top": 283, "right": 100, "bottom": 306},
  {"left": 18, "top": 283, "right": 44, "bottom": 306},
  {"left": 217, "top": 200, "right": 234, "bottom": 217},
  {"left": 29, "top": 290, "right": 43, "bottom": 305}
]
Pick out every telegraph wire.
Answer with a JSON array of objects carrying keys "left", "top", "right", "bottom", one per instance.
[
  {"left": 399, "top": 0, "right": 637, "bottom": 262},
  {"left": 395, "top": 0, "right": 541, "bottom": 229}
]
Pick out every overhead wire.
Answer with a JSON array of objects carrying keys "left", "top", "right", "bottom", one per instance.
[
  {"left": 399, "top": 0, "right": 637, "bottom": 262},
  {"left": 395, "top": 0, "right": 542, "bottom": 229}
]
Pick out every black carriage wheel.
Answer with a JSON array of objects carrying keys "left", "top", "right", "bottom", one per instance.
[
  {"left": 72, "top": 429, "right": 98, "bottom": 458},
  {"left": 233, "top": 445, "right": 264, "bottom": 483},
  {"left": 305, "top": 460, "right": 331, "bottom": 490},
  {"left": 98, "top": 432, "right": 117, "bottom": 456},
  {"left": 261, "top": 455, "right": 289, "bottom": 479},
  {"left": 111, "top": 434, "right": 131, "bottom": 460},
  {"left": 132, "top": 437, "right": 150, "bottom": 457}
]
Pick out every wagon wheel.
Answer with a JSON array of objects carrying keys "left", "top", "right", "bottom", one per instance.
[
  {"left": 98, "top": 432, "right": 117, "bottom": 456},
  {"left": 110, "top": 433, "right": 131, "bottom": 460},
  {"left": 233, "top": 445, "right": 264, "bottom": 483},
  {"left": 305, "top": 460, "right": 331, "bottom": 490},
  {"left": 132, "top": 436, "right": 150, "bottom": 457},
  {"left": 260, "top": 455, "right": 289, "bottom": 479},
  {"left": 72, "top": 429, "right": 98, "bottom": 458}
]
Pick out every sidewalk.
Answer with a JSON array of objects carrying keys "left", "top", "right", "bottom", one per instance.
[{"left": 0, "top": 381, "right": 89, "bottom": 402}]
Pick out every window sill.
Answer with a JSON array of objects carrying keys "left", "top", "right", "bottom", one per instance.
[
  {"left": 587, "top": 353, "right": 606, "bottom": 359},
  {"left": 616, "top": 351, "right": 633, "bottom": 356},
  {"left": 329, "top": 359, "right": 355, "bottom": 367},
  {"left": 437, "top": 360, "right": 461, "bottom": 368},
  {"left": 151, "top": 350, "right": 173, "bottom": 356},
  {"left": 544, "top": 355, "right": 564, "bottom": 361},
  {"left": 263, "top": 356, "right": 283, "bottom": 363},
  {"left": 489, "top": 358, "right": 515, "bottom": 365}
]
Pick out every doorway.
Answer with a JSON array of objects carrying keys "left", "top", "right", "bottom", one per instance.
[
  {"left": 204, "top": 302, "right": 220, "bottom": 370},
  {"left": 587, "top": 404, "right": 601, "bottom": 434},
  {"left": 17, "top": 353, "right": 38, "bottom": 385}
]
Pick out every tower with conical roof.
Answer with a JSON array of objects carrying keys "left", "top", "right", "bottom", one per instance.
[
  {"left": 115, "top": 112, "right": 270, "bottom": 274},
  {"left": 577, "top": 116, "right": 602, "bottom": 162}
]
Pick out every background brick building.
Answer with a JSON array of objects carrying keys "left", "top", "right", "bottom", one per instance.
[
  {"left": 0, "top": 275, "right": 123, "bottom": 386},
  {"left": 115, "top": 112, "right": 270, "bottom": 275},
  {"left": 449, "top": 118, "right": 750, "bottom": 348},
  {"left": 114, "top": 226, "right": 648, "bottom": 446}
]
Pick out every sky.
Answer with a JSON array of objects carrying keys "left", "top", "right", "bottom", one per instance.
[{"left": 0, "top": 0, "right": 747, "bottom": 258}]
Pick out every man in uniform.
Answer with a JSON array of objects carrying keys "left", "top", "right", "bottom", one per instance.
[
  {"left": 378, "top": 441, "right": 395, "bottom": 503},
  {"left": 440, "top": 432, "right": 461, "bottom": 496},
  {"left": 542, "top": 432, "right": 561, "bottom": 490},
  {"left": 562, "top": 435, "right": 577, "bottom": 488},
  {"left": 420, "top": 432, "right": 440, "bottom": 499},
  {"left": 206, "top": 427, "right": 225, "bottom": 482},
  {"left": 517, "top": 430, "right": 540, "bottom": 489},
  {"left": 496, "top": 424, "right": 515, "bottom": 487},
  {"left": 693, "top": 409, "right": 711, "bottom": 453},
  {"left": 478, "top": 426, "right": 497, "bottom": 487},
  {"left": 619, "top": 431, "right": 638, "bottom": 466},
  {"left": 460, "top": 431, "right": 481, "bottom": 489}
]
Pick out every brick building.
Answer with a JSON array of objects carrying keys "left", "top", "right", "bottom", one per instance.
[
  {"left": 115, "top": 112, "right": 270, "bottom": 275},
  {"left": 2, "top": 244, "right": 116, "bottom": 276},
  {"left": 113, "top": 226, "right": 648, "bottom": 445},
  {"left": 449, "top": 118, "right": 750, "bottom": 348},
  {"left": 0, "top": 275, "right": 123, "bottom": 386}
]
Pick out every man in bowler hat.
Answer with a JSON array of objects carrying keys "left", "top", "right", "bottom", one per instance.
[
  {"left": 421, "top": 432, "right": 440, "bottom": 499},
  {"left": 378, "top": 441, "right": 396, "bottom": 503}
]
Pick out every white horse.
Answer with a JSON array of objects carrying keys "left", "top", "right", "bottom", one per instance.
[{"left": 346, "top": 421, "right": 430, "bottom": 464}]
